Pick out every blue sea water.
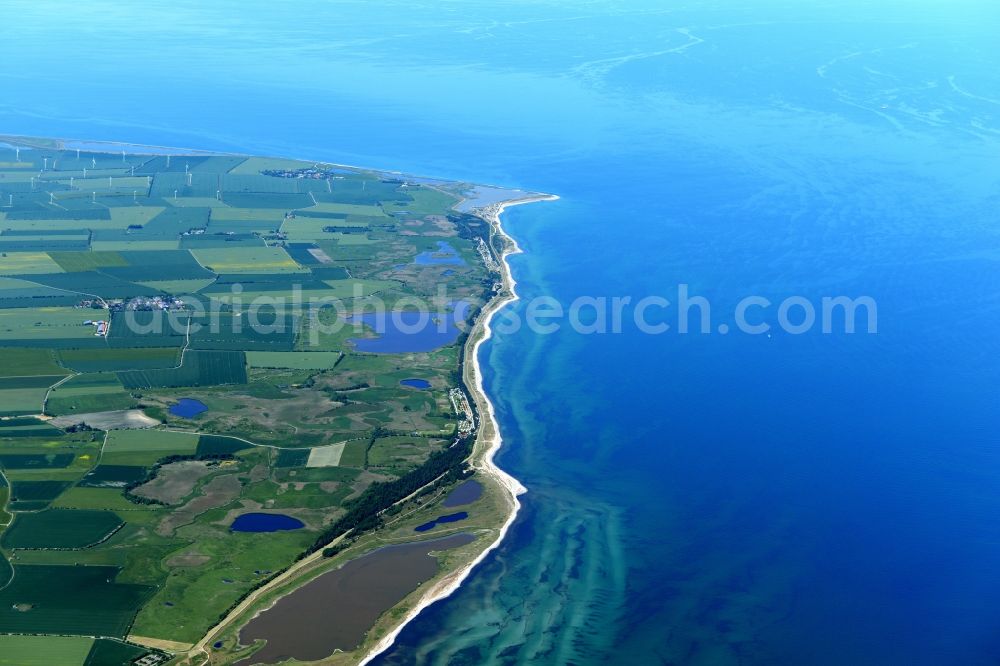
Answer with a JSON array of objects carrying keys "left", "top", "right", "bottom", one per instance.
[{"left": 3, "top": 1, "right": 1000, "bottom": 664}]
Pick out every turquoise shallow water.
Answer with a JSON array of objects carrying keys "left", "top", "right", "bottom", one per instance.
[{"left": 3, "top": 2, "right": 1000, "bottom": 664}]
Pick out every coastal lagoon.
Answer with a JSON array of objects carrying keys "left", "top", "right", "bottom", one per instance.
[
  {"left": 5, "top": 2, "right": 1000, "bottom": 664},
  {"left": 348, "top": 306, "right": 467, "bottom": 354},
  {"left": 235, "top": 534, "right": 474, "bottom": 665}
]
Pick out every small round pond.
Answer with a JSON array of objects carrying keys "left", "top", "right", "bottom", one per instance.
[
  {"left": 168, "top": 398, "right": 208, "bottom": 418},
  {"left": 231, "top": 513, "right": 305, "bottom": 533},
  {"left": 400, "top": 378, "right": 432, "bottom": 390}
]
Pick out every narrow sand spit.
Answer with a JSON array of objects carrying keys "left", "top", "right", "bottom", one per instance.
[{"left": 358, "top": 193, "right": 558, "bottom": 665}]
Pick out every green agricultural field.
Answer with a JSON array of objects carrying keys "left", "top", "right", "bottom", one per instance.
[
  {"left": 0, "top": 419, "right": 63, "bottom": 438},
  {"left": 7, "top": 479, "right": 71, "bottom": 508},
  {"left": 118, "top": 349, "right": 246, "bottom": 388},
  {"left": 51, "top": 486, "right": 148, "bottom": 511},
  {"left": 137, "top": 278, "right": 215, "bottom": 293},
  {"left": 78, "top": 464, "right": 149, "bottom": 487},
  {"left": 0, "top": 635, "right": 94, "bottom": 666},
  {"left": 246, "top": 351, "right": 342, "bottom": 369},
  {"left": 275, "top": 448, "right": 310, "bottom": 467},
  {"left": 0, "top": 564, "right": 152, "bottom": 637},
  {"left": 0, "top": 348, "right": 69, "bottom": 376},
  {"left": 304, "top": 202, "right": 390, "bottom": 217},
  {"left": 103, "top": 429, "right": 199, "bottom": 455},
  {"left": 0, "top": 386, "right": 49, "bottom": 416},
  {"left": 0, "top": 484, "right": 10, "bottom": 530},
  {"left": 187, "top": 314, "right": 297, "bottom": 351},
  {"left": 2, "top": 509, "right": 124, "bottom": 549},
  {"left": 227, "top": 156, "right": 311, "bottom": 174},
  {"left": 58, "top": 346, "right": 180, "bottom": 372},
  {"left": 48, "top": 250, "right": 128, "bottom": 272},
  {"left": 190, "top": 246, "right": 306, "bottom": 273},
  {"left": 209, "top": 206, "right": 286, "bottom": 222},
  {"left": 44, "top": 372, "right": 136, "bottom": 415},
  {"left": 0, "top": 374, "right": 73, "bottom": 389},
  {"left": 82, "top": 639, "right": 155, "bottom": 666},
  {"left": 402, "top": 186, "right": 462, "bottom": 215},
  {"left": 280, "top": 216, "right": 361, "bottom": 241},
  {"left": 91, "top": 240, "right": 180, "bottom": 251},
  {"left": 0, "top": 251, "right": 65, "bottom": 275},
  {"left": 339, "top": 439, "right": 368, "bottom": 467},
  {"left": 0, "top": 306, "right": 98, "bottom": 340},
  {"left": 195, "top": 434, "right": 253, "bottom": 456},
  {"left": 0, "top": 139, "right": 507, "bottom": 657},
  {"left": 0, "top": 452, "right": 75, "bottom": 469},
  {"left": 109, "top": 206, "right": 166, "bottom": 227},
  {"left": 0, "top": 275, "right": 80, "bottom": 301},
  {"left": 2, "top": 218, "right": 123, "bottom": 232},
  {"left": 221, "top": 192, "right": 312, "bottom": 208}
]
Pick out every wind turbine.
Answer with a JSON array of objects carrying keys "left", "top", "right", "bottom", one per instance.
[
  {"left": 43, "top": 157, "right": 48, "bottom": 171},
  {"left": 14, "top": 148, "right": 19, "bottom": 162}
]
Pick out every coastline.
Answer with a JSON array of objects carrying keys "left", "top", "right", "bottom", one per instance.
[
  {"left": 356, "top": 193, "right": 558, "bottom": 665},
  {"left": 175, "top": 193, "right": 558, "bottom": 666},
  {"left": 0, "top": 133, "right": 558, "bottom": 663},
  {"left": 0, "top": 133, "right": 506, "bottom": 192}
]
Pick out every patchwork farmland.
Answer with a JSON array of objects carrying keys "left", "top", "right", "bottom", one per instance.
[{"left": 0, "top": 138, "right": 498, "bottom": 664}]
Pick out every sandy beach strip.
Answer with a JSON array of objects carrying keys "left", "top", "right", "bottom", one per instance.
[{"left": 357, "top": 193, "right": 558, "bottom": 665}]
